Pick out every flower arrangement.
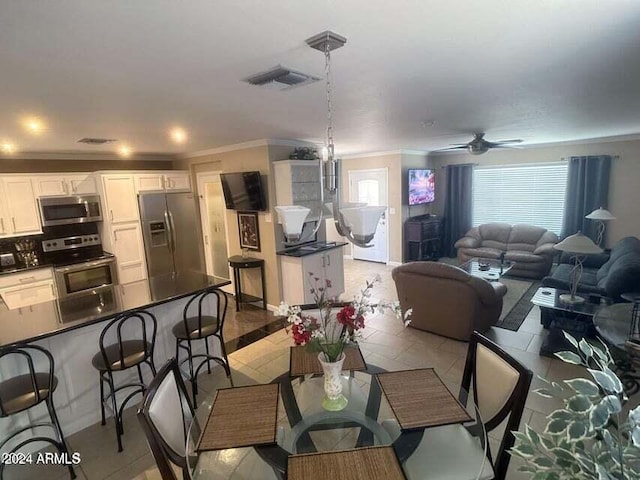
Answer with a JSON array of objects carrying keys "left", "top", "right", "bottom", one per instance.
[
  {"left": 510, "top": 332, "right": 640, "bottom": 479},
  {"left": 276, "top": 273, "right": 411, "bottom": 363}
]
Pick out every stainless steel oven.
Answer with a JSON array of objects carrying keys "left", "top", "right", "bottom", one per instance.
[
  {"left": 38, "top": 195, "right": 102, "bottom": 227},
  {"left": 54, "top": 257, "right": 116, "bottom": 299}
]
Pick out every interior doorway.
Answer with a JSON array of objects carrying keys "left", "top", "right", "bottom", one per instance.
[
  {"left": 348, "top": 168, "right": 389, "bottom": 263},
  {"left": 196, "top": 172, "right": 232, "bottom": 291}
]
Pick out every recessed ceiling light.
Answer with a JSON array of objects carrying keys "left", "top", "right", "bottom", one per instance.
[
  {"left": 118, "top": 145, "right": 132, "bottom": 158},
  {"left": 170, "top": 127, "right": 187, "bottom": 144},
  {"left": 1, "top": 141, "right": 17, "bottom": 154},
  {"left": 22, "top": 116, "right": 46, "bottom": 135}
]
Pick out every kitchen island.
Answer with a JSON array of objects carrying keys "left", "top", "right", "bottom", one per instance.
[{"left": 0, "top": 271, "right": 230, "bottom": 441}]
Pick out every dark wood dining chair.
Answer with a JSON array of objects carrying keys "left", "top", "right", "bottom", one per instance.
[
  {"left": 389, "top": 331, "right": 532, "bottom": 480},
  {"left": 0, "top": 344, "right": 76, "bottom": 479},
  {"left": 459, "top": 331, "right": 533, "bottom": 480},
  {"left": 138, "top": 358, "right": 195, "bottom": 480},
  {"left": 92, "top": 310, "right": 158, "bottom": 452}
]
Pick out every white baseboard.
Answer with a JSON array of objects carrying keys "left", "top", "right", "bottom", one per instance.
[{"left": 387, "top": 261, "right": 402, "bottom": 267}]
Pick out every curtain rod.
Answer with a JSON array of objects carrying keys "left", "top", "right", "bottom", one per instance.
[
  {"left": 560, "top": 155, "right": 620, "bottom": 161},
  {"left": 439, "top": 163, "right": 478, "bottom": 169}
]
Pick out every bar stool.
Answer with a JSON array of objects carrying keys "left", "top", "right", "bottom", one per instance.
[
  {"left": 172, "top": 289, "right": 230, "bottom": 404},
  {"left": 0, "top": 344, "right": 76, "bottom": 479},
  {"left": 92, "top": 310, "right": 157, "bottom": 452}
]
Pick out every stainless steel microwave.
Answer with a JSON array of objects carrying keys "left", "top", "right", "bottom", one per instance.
[{"left": 38, "top": 195, "right": 102, "bottom": 226}]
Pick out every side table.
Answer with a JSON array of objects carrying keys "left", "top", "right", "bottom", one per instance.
[{"left": 228, "top": 256, "right": 266, "bottom": 311}]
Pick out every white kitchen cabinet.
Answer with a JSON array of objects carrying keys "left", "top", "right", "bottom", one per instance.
[
  {"left": 134, "top": 171, "right": 191, "bottom": 193},
  {"left": 164, "top": 172, "right": 191, "bottom": 191},
  {"left": 111, "top": 222, "right": 147, "bottom": 284},
  {"left": 0, "top": 267, "right": 56, "bottom": 309},
  {"left": 67, "top": 174, "right": 97, "bottom": 194},
  {"left": 101, "top": 174, "right": 139, "bottom": 223},
  {"left": 279, "top": 248, "right": 345, "bottom": 305},
  {"left": 0, "top": 177, "right": 42, "bottom": 237},
  {"left": 35, "top": 173, "right": 96, "bottom": 196}
]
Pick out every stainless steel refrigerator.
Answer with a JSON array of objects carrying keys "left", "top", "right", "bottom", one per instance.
[{"left": 138, "top": 192, "right": 205, "bottom": 277}]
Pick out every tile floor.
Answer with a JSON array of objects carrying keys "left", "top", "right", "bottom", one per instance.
[{"left": 6, "top": 258, "right": 639, "bottom": 480}]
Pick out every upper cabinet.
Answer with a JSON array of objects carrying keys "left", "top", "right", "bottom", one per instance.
[
  {"left": 101, "top": 174, "right": 139, "bottom": 224},
  {"left": 35, "top": 173, "right": 96, "bottom": 197},
  {"left": 0, "top": 177, "right": 42, "bottom": 238},
  {"left": 273, "top": 160, "right": 322, "bottom": 221},
  {"left": 135, "top": 171, "right": 191, "bottom": 193}
]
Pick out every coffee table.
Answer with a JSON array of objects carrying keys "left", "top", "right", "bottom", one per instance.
[
  {"left": 458, "top": 258, "right": 513, "bottom": 281},
  {"left": 531, "top": 287, "right": 603, "bottom": 356}
]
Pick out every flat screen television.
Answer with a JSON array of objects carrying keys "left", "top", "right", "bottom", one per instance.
[
  {"left": 220, "top": 171, "right": 267, "bottom": 211},
  {"left": 408, "top": 169, "right": 435, "bottom": 205}
]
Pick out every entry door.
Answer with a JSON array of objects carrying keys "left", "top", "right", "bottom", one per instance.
[
  {"left": 197, "top": 173, "right": 231, "bottom": 282},
  {"left": 348, "top": 169, "right": 388, "bottom": 263}
]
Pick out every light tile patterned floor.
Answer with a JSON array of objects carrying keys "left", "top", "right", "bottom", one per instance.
[{"left": 8, "top": 259, "right": 638, "bottom": 480}]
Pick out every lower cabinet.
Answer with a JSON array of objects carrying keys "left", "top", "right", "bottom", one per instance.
[
  {"left": 0, "top": 268, "right": 57, "bottom": 310},
  {"left": 279, "top": 248, "right": 345, "bottom": 305}
]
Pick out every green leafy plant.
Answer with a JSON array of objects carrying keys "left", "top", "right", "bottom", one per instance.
[{"left": 510, "top": 332, "right": 640, "bottom": 479}]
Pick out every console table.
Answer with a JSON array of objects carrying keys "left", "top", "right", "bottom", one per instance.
[
  {"left": 405, "top": 214, "right": 443, "bottom": 261},
  {"left": 228, "top": 256, "right": 267, "bottom": 311}
]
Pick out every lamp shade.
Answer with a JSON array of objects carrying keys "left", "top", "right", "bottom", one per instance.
[
  {"left": 339, "top": 205, "right": 386, "bottom": 244},
  {"left": 554, "top": 232, "right": 603, "bottom": 254},
  {"left": 275, "top": 206, "right": 310, "bottom": 240},
  {"left": 585, "top": 207, "right": 616, "bottom": 221}
]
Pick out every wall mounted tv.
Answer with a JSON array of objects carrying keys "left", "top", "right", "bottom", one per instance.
[
  {"left": 408, "top": 169, "right": 435, "bottom": 205},
  {"left": 220, "top": 171, "right": 267, "bottom": 211}
]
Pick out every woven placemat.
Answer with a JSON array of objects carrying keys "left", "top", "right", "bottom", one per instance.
[
  {"left": 289, "top": 345, "right": 366, "bottom": 376},
  {"left": 288, "top": 446, "right": 406, "bottom": 480},
  {"left": 376, "top": 368, "right": 472, "bottom": 430},
  {"left": 196, "top": 383, "right": 279, "bottom": 451}
]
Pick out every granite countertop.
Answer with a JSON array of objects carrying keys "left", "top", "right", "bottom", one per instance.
[
  {"left": 0, "top": 252, "right": 116, "bottom": 276},
  {"left": 276, "top": 241, "right": 348, "bottom": 258},
  {"left": 0, "top": 271, "right": 231, "bottom": 346}
]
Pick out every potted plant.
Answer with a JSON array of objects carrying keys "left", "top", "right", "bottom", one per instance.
[{"left": 510, "top": 332, "right": 640, "bottom": 479}]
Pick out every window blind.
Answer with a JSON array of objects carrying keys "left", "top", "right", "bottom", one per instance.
[{"left": 472, "top": 162, "right": 568, "bottom": 235}]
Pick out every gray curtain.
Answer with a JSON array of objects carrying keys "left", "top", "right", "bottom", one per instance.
[
  {"left": 561, "top": 155, "right": 611, "bottom": 240},
  {"left": 443, "top": 164, "right": 474, "bottom": 257}
]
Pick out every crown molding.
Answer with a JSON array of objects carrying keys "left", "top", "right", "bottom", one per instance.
[
  {"left": 181, "top": 138, "right": 321, "bottom": 159},
  {"left": 0, "top": 151, "right": 176, "bottom": 161},
  {"left": 341, "top": 149, "right": 428, "bottom": 160}
]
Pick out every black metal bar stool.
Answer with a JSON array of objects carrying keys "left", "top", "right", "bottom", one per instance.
[
  {"left": 172, "top": 288, "right": 230, "bottom": 404},
  {"left": 0, "top": 344, "right": 76, "bottom": 479},
  {"left": 92, "top": 310, "right": 157, "bottom": 452}
]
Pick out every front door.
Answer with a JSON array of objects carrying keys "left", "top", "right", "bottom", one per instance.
[{"left": 348, "top": 169, "right": 388, "bottom": 263}]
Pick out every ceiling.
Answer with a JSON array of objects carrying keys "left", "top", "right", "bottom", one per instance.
[{"left": 2, "top": 0, "right": 640, "bottom": 157}]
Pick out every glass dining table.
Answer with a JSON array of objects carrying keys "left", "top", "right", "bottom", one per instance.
[{"left": 186, "top": 364, "right": 489, "bottom": 479}]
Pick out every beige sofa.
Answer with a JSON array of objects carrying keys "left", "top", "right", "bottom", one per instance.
[
  {"left": 455, "top": 223, "right": 558, "bottom": 279},
  {"left": 392, "top": 262, "right": 507, "bottom": 341}
]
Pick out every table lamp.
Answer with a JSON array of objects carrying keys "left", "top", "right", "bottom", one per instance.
[
  {"left": 553, "top": 232, "right": 603, "bottom": 304},
  {"left": 585, "top": 207, "right": 616, "bottom": 247}
]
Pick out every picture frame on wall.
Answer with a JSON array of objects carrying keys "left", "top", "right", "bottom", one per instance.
[{"left": 238, "top": 211, "right": 260, "bottom": 251}]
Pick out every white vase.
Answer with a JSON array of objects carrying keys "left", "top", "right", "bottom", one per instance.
[{"left": 317, "top": 352, "right": 348, "bottom": 411}]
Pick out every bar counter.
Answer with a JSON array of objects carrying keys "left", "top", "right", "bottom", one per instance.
[{"left": 0, "top": 271, "right": 231, "bottom": 346}]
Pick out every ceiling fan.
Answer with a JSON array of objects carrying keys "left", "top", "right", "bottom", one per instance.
[{"left": 438, "top": 133, "right": 523, "bottom": 155}]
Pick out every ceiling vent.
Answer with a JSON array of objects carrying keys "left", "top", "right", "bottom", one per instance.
[
  {"left": 77, "top": 137, "right": 117, "bottom": 145},
  {"left": 244, "top": 65, "right": 320, "bottom": 90}
]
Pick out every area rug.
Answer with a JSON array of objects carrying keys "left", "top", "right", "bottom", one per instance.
[{"left": 496, "top": 279, "right": 540, "bottom": 331}]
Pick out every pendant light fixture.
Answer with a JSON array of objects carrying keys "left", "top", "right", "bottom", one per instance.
[{"left": 275, "top": 31, "right": 386, "bottom": 248}]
